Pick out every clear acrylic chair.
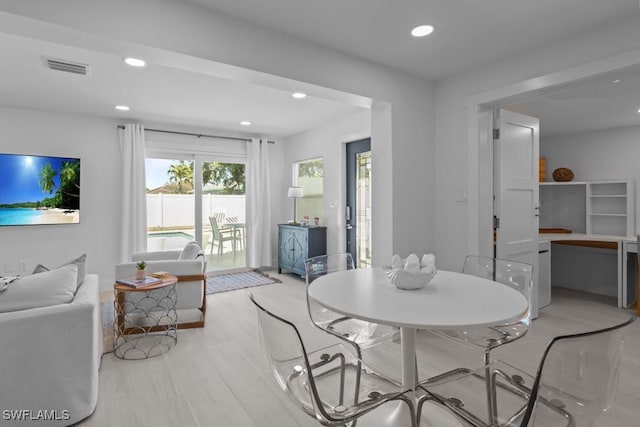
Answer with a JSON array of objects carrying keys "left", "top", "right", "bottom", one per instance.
[
  {"left": 304, "top": 253, "right": 400, "bottom": 350},
  {"left": 426, "top": 255, "right": 533, "bottom": 424},
  {"left": 417, "top": 316, "right": 636, "bottom": 427},
  {"left": 249, "top": 292, "right": 416, "bottom": 427}
]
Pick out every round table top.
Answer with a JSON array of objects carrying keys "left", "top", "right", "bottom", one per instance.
[
  {"left": 114, "top": 275, "right": 177, "bottom": 292},
  {"left": 308, "top": 268, "right": 529, "bottom": 329}
]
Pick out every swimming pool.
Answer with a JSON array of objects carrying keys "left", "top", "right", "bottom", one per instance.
[{"left": 147, "top": 231, "right": 194, "bottom": 251}]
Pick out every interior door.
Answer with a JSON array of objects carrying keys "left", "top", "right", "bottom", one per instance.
[
  {"left": 346, "top": 138, "right": 372, "bottom": 268},
  {"left": 493, "top": 109, "right": 540, "bottom": 316}
]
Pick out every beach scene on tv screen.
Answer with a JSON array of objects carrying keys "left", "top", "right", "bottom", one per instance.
[{"left": 0, "top": 154, "right": 80, "bottom": 226}]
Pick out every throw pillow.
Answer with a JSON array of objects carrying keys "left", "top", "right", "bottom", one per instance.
[
  {"left": 179, "top": 241, "right": 202, "bottom": 260},
  {"left": 31, "top": 253, "right": 87, "bottom": 288},
  {"left": 0, "top": 264, "right": 78, "bottom": 313},
  {"left": 32, "top": 264, "right": 49, "bottom": 274}
]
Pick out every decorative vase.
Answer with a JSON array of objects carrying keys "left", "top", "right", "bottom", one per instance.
[{"left": 135, "top": 269, "right": 146, "bottom": 280}]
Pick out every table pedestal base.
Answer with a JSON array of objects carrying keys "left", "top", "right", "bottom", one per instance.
[{"left": 353, "top": 400, "right": 465, "bottom": 426}]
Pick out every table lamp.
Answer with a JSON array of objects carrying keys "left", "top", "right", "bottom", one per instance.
[{"left": 287, "top": 186, "right": 304, "bottom": 225}]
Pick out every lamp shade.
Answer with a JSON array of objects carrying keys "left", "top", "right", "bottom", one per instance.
[{"left": 287, "top": 186, "right": 304, "bottom": 198}]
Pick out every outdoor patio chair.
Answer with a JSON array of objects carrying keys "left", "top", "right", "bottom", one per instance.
[
  {"left": 209, "top": 216, "right": 242, "bottom": 257},
  {"left": 212, "top": 212, "right": 226, "bottom": 224},
  {"left": 224, "top": 216, "right": 244, "bottom": 250}
]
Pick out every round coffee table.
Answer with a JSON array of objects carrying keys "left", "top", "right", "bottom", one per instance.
[{"left": 113, "top": 275, "right": 178, "bottom": 360}]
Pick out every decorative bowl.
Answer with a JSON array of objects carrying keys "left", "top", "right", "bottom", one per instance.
[
  {"left": 386, "top": 268, "right": 434, "bottom": 290},
  {"left": 552, "top": 167, "right": 574, "bottom": 182}
]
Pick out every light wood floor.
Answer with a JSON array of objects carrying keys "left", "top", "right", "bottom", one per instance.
[{"left": 79, "top": 273, "right": 639, "bottom": 426}]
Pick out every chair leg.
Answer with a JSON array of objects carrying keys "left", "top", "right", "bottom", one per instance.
[{"left": 484, "top": 350, "right": 498, "bottom": 426}]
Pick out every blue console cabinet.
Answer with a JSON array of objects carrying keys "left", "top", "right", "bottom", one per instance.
[{"left": 278, "top": 224, "right": 327, "bottom": 277}]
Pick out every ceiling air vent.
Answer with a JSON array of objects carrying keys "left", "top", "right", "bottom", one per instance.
[{"left": 42, "top": 57, "right": 90, "bottom": 75}]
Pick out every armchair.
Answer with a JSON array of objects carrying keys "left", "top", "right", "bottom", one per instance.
[{"left": 116, "top": 243, "right": 207, "bottom": 329}]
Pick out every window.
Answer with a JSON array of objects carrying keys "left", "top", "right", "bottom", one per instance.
[{"left": 293, "top": 157, "right": 323, "bottom": 225}]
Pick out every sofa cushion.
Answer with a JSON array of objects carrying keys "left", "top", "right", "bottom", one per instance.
[
  {"left": 0, "top": 264, "right": 78, "bottom": 313},
  {"left": 31, "top": 253, "right": 87, "bottom": 288},
  {"left": 179, "top": 241, "right": 202, "bottom": 260}
]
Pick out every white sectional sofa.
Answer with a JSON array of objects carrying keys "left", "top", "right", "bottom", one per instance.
[{"left": 0, "top": 273, "right": 101, "bottom": 426}]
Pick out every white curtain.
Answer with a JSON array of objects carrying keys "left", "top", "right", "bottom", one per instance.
[
  {"left": 246, "top": 138, "right": 272, "bottom": 268},
  {"left": 118, "top": 124, "right": 147, "bottom": 262}
]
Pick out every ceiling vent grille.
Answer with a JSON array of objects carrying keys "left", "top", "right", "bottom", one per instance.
[{"left": 42, "top": 57, "right": 90, "bottom": 75}]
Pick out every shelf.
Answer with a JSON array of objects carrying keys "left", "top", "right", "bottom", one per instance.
[
  {"left": 539, "top": 181, "right": 587, "bottom": 186},
  {"left": 540, "top": 179, "right": 634, "bottom": 238}
]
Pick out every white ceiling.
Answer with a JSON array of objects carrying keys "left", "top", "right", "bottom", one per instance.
[
  {"left": 507, "top": 65, "right": 640, "bottom": 137},
  {"left": 0, "top": 33, "right": 366, "bottom": 138},
  {"left": 0, "top": 1, "right": 639, "bottom": 138},
  {"left": 188, "top": 0, "right": 639, "bottom": 80}
]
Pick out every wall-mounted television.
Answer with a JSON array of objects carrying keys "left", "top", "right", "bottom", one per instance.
[{"left": 0, "top": 153, "right": 80, "bottom": 226}]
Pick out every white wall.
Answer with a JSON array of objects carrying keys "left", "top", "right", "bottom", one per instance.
[
  {"left": 0, "top": 106, "right": 284, "bottom": 291},
  {"left": 0, "top": 0, "right": 435, "bottom": 266},
  {"left": 434, "top": 14, "right": 640, "bottom": 271},
  {"left": 542, "top": 125, "right": 640, "bottom": 231},
  {"left": 0, "top": 106, "right": 120, "bottom": 290},
  {"left": 281, "top": 110, "right": 371, "bottom": 258}
]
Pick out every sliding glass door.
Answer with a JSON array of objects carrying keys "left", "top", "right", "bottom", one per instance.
[
  {"left": 145, "top": 157, "right": 196, "bottom": 251},
  {"left": 145, "top": 155, "right": 246, "bottom": 272},
  {"left": 200, "top": 159, "right": 246, "bottom": 271}
]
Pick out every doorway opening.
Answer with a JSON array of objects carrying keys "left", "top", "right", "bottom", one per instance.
[{"left": 468, "top": 53, "right": 640, "bottom": 309}]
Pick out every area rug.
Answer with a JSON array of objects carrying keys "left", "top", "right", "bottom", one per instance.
[{"left": 206, "top": 269, "right": 281, "bottom": 294}]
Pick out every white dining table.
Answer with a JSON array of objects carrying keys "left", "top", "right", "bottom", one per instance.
[{"left": 308, "top": 267, "right": 529, "bottom": 391}]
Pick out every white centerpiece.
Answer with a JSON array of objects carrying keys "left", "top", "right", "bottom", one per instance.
[{"left": 386, "top": 253, "right": 436, "bottom": 290}]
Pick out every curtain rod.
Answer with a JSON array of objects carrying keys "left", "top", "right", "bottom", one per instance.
[{"left": 117, "top": 125, "right": 274, "bottom": 143}]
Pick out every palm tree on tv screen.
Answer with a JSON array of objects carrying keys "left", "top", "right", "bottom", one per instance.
[
  {"left": 38, "top": 160, "right": 80, "bottom": 209},
  {"left": 60, "top": 161, "right": 80, "bottom": 194},
  {"left": 39, "top": 162, "right": 56, "bottom": 195},
  {"left": 59, "top": 160, "right": 80, "bottom": 209}
]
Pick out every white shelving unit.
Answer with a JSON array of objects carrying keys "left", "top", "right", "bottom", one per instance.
[
  {"left": 540, "top": 179, "right": 635, "bottom": 237},
  {"left": 587, "top": 181, "right": 634, "bottom": 237}
]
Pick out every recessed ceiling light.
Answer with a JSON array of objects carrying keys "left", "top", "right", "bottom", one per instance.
[
  {"left": 123, "top": 57, "right": 146, "bottom": 67},
  {"left": 637, "top": 108, "right": 640, "bottom": 113},
  {"left": 292, "top": 92, "right": 307, "bottom": 99},
  {"left": 115, "top": 105, "right": 130, "bottom": 111},
  {"left": 240, "top": 121, "right": 251, "bottom": 126},
  {"left": 411, "top": 25, "right": 434, "bottom": 38},
  {"left": 613, "top": 79, "right": 621, "bottom": 83}
]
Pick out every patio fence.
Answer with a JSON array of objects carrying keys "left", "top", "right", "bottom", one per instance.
[{"left": 147, "top": 194, "right": 245, "bottom": 229}]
